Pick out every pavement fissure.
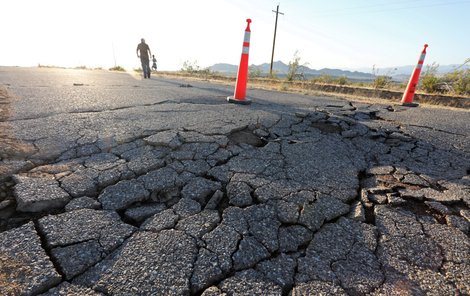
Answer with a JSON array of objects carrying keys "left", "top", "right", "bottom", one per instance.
[
  {"left": 1, "top": 71, "right": 470, "bottom": 295},
  {"left": 32, "top": 219, "right": 66, "bottom": 281}
]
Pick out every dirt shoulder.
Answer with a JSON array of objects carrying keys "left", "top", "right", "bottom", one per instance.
[
  {"left": 156, "top": 72, "right": 470, "bottom": 110},
  {"left": 0, "top": 85, "right": 11, "bottom": 121}
]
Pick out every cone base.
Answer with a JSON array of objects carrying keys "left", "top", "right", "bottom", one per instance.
[
  {"left": 227, "top": 96, "right": 251, "bottom": 105},
  {"left": 402, "top": 102, "right": 419, "bottom": 107}
]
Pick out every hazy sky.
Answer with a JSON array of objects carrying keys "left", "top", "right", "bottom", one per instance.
[{"left": 1, "top": 0, "right": 469, "bottom": 72}]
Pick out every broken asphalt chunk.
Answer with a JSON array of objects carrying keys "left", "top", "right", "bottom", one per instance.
[
  {"left": 37, "top": 209, "right": 136, "bottom": 279},
  {"left": 13, "top": 174, "right": 71, "bottom": 212},
  {"left": 98, "top": 179, "right": 149, "bottom": 210},
  {"left": 0, "top": 222, "right": 61, "bottom": 295},
  {"left": 94, "top": 230, "right": 197, "bottom": 295},
  {"left": 144, "top": 130, "right": 182, "bottom": 149}
]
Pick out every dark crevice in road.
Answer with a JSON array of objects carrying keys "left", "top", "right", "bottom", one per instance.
[
  {"left": 2, "top": 77, "right": 470, "bottom": 295},
  {"left": 106, "top": 100, "right": 172, "bottom": 112},
  {"left": 116, "top": 208, "right": 140, "bottom": 228},
  {"left": 215, "top": 193, "right": 230, "bottom": 215},
  {"left": 33, "top": 220, "right": 66, "bottom": 281},
  {"left": 347, "top": 102, "right": 357, "bottom": 111},
  {"left": 1, "top": 204, "right": 64, "bottom": 232},
  {"left": 357, "top": 170, "right": 376, "bottom": 225},
  {"left": 363, "top": 203, "right": 376, "bottom": 225}
]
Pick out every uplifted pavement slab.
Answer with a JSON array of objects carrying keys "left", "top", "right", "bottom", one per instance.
[
  {"left": 37, "top": 209, "right": 136, "bottom": 280},
  {"left": 144, "top": 130, "right": 182, "bottom": 149},
  {"left": 98, "top": 179, "right": 149, "bottom": 210},
  {"left": 0, "top": 222, "right": 61, "bottom": 295},
  {"left": 2, "top": 70, "right": 470, "bottom": 295},
  {"left": 13, "top": 174, "right": 71, "bottom": 212}
]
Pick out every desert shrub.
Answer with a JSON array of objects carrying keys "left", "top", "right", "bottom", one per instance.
[
  {"left": 443, "top": 67, "right": 470, "bottom": 96},
  {"left": 371, "top": 65, "right": 393, "bottom": 89},
  {"left": 287, "top": 51, "right": 305, "bottom": 82},
  {"left": 109, "top": 66, "right": 125, "bottom": 72},
  {"left": 420, "top": 60, "right": 470, "bottom": 96},
  {"left": 287, "top": 52, "right": 300, "bottom": 81},
  {"left": 313, "top": 74, "right": 333, "bottom": 84},
  {"left": 420, "top": 62, "right": 441, "bottom": 93},
  {"left": 336, "top": 76, "right": 349, "bottom": 85},
  {"left": 421, "top": 75, "right": 441, "bottom": 93},
  {"left": 249, "top": 66, "right": 262, "bottom": 78},
  {"left": 180, "top": 60, "right": 214, "bottom": 77},
  {"left": 197, "top": 67, "right": 212, "bottom": 75},
  {"left": 181, "top": 60, "right": 200, "bottom": 73},
  {"left": 372, "top": 75, "right": 392, "bottom": 89}
]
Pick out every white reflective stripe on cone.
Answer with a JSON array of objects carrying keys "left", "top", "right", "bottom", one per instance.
[{"left": 244, "top": 32, "right": 251, "bottom": 42}]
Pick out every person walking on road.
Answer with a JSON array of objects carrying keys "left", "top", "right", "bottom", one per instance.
[
  {"left": 152, "top": 55, "right": 157, "bottom": 71},
  {"left": 136, "top": 38, "right": 152, "bottom": 79}
]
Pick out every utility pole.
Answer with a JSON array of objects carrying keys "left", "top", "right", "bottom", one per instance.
[{"left": 270, "top": 4, "right": 284, "bottom": 78}]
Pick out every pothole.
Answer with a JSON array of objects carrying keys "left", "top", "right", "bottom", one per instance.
[{"left": 228, "top": 129, "right": 267, "bottom": 147}]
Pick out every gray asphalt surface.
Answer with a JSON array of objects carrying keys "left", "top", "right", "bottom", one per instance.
[{"left": 0, "top": 66, "right": 469, "bottom": 295}]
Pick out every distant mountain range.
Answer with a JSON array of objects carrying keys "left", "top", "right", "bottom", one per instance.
[
  {"left": 210, "top": 61, "right": 469, "bottom": 82},
  {"left": 210, "top": 61, "right": 375, "bottom": 81}
]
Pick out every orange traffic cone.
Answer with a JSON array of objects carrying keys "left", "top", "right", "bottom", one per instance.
[
  {"left": 228, "top": 19, "right": 252, "bottom": 105},
  {"left": 401, "top": 44, "right": 428, "bottom": 107}
]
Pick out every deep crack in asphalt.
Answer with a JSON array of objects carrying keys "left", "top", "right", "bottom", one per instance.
[{"left": 1, "top": 76, "right": 469, "bottom": 295}]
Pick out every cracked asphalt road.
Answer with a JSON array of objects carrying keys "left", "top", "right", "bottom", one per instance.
[{"left": 1, "top": 66, "right": 469, "bottom": 295}]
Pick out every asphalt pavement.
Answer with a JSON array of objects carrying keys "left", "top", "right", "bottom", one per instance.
[{"left": 0, "top": 66, "right": 469, "bottom": 295}]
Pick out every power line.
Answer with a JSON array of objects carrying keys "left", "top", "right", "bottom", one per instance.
[
  {"left": 309, "top": 0, "right": 428, "bottom": 15},
  {"left": 309, "top": 0, "right": 470, "bottom": 18}
]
